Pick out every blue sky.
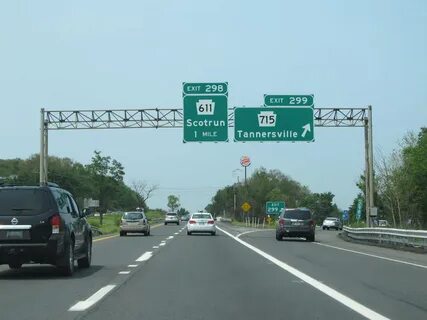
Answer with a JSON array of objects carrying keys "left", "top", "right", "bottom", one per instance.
[{"left": 0, "top": 0, "right": 426, "bottom": 212}]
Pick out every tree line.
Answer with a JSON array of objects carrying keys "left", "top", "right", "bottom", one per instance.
[
  {"left": 348, "top": 127, "right": 426, "bottom": 228},
  {"left": 205, "top": 168, "right": 340, "bottom": 223},
  {"left": 0, "top": 151, "right": 157, "bottom": 213}
]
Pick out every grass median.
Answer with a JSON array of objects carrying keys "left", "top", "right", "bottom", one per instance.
[{"left": 87, "top": 210, "right": 165, "bottom": 235}]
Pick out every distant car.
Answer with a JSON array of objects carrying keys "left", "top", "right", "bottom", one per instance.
[
  {"left": 275, "top": 208, "right": 315, "bottom": 242},
  {"left": 322, "top": 217, "right": 342, "bottom": 230},
  {"left": 0, "top": 185, "right": 92, "bottom": 276},
  {"left": 120, "top": 211, "right": 150, "bottom": 236},
  {"left": 187, "top": 212, "right": 216, "bottom": 236},
  {"left": 164, "top": 212, "right": 179, "bottom": 225}
]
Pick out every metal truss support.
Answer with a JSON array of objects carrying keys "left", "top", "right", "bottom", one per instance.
[{"left": 40, "top": 106, "right": 374, "bottom": 224}]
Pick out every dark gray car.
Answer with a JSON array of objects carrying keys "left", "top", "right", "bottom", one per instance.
[{"left": 275, "top": 208, "right": 315, "bottom": 242}]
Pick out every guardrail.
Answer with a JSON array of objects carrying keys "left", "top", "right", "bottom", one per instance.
[{"left": 342, "top": 226, "right": 427, "bottom": 250}]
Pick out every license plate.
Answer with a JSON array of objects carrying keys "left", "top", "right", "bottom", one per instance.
[
  {"left": 6, "top": 230, "right": 24, "bottom": 239},
  {"left": 293, "top": 222, "right": 302, "bottom": 226},
  {"left": 199, "top": 222, "right": 206, "bottom": 225}
]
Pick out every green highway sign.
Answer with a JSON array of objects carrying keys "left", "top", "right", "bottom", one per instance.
[
  {"left": 264, "top": 95, "right": 313, "bottom": 107},
  {"left": 183, "top": 94, "right": 228, "bottom": 142},
  {"left": 266, "top": 201, "right": 285, "bottom": 215},
  {"left": 234, "top": 107, "right": 314, "bottom": 142},
  {"left": 183, "top": 82, "right": 228, "bottom": 96}
]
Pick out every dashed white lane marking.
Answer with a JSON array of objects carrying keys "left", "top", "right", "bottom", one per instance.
[
  {"left": 153, "top": 246, "right": 159, "bottom": 249},
  {"left": 159, "top": 243, "right": 166, "bottom": 246},
  {"left": 136, "top": 251, "right": 153, "bottom": 262},
  {"left": 217, "top": 226, "right": 390, "bottom": 320},
  {"left": 174, "top": 232, "right": 179, "bottom": 235},
  {"left": 119, "top": 271, "right": 130, "bottom": 275},
  {"left": 69, "top": 285, "right": 116, "bottom": 311},
  {"left": 167, "top": 236, "right": 174, "bottom": 239},
  {"left": 128, "top": 265, "right": 138, "bottom": 268},
  {"left": 314, "top": 242, "right": 427, "bottom": 270}
]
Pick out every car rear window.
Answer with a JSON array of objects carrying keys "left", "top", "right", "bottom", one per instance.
[
  {"left": 124, "top": 212, "right": 143, "bottom": 220},
  {"left": 192, "top": 214, "right": 211, "bottom": 219},
  {"left": 0, "top": 189, "right": 51, "bottom": 216},
  {"left": 167, "top": 212, "right": 177, "bottom": 216},
  {"left": 283, "top": 210, "right": 311, "bottom": 220}
]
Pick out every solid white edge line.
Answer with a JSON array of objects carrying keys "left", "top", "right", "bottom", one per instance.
[
  {"left": 69, "top": 285, "right": 116, "bottom": 312},
  {"left": 236, "top": 229, "right": 271, "bottom": 238},
  {"left": 216, "top": 226, "right": 390, "bottom": 320},
  {"left": 136, "top": 251, "right": 153, "bottom": 262},
  {"left": 314, "top": 242, "right": 427, "bottom": 270}
]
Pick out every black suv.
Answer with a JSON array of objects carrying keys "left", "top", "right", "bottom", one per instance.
[
  {"left": 0, "top": 185, "right": 92, "bottom": 275},
  {"left": 275, "top": 208, "right": 315, "bottom": 242}
]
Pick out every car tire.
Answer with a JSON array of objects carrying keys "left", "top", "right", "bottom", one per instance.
[
  {"left": 147, "top": 229, "right": 150, "bottom": 236},
  {"left": 211, "top": 232, "right": 216, "bottom": 236},
  {"left": 177, "top": 222, "right": 180, "bottom": 226},
  {"left": 306, "top": 234, "right": 315, "bottom": 242},
  {"left": 187, "top": 231, "right": 191, "bottom": 235},
  {"left": 59, "top": 239, "right": 75, "bottom": 276},
  {"left": 78, "top": 237, "right": 92, "bottom": 268},
  {"left": 322, "top": 227, "right": 326, "bottom": 230},
  {"left": 164, "top": 222, "right": 167, "bottom": 225},
  {"left": 327, "top": 227, "right": 330, "bottom": 230},
  {"left": 275, "top": 233, "right": 282, "bottom": 241},
  {"left": 8, "top": 262, "right": 22, "bottom": 269},
  {"left": 120, "top": 231, "right": 124, "bottom": 237}
]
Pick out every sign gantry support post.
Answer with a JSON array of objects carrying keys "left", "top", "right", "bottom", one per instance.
[
  {"left": 364, "top": 118, "right": 370, "bottom": 227},
  {"left": 368, "top": 105, "right": 375, "bottom": 227}
]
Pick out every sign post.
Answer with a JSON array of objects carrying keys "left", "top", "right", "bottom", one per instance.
[
  {"left": 240, "top": 155, "right": 251, "bottom": 184},
  {"left": 183, "top": 82, "right": 228, "bottom": 142}
]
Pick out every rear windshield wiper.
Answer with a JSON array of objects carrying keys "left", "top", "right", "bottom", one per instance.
[{"left": 11, "top": 208, "right": 34, "bottom": 211}]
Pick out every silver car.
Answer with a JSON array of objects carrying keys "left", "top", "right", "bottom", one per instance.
[
  {"left": 187, "top": 213, "right": 216, "bottom": 236},
  {"left": 120, "top": 211, "right": 150, "bottom": 236},
  {"left": 164, "top": 212, "right": 180, "bottom": 225},
  {"left": 322, "top": 217, "right": 342, "bottom": 230}
]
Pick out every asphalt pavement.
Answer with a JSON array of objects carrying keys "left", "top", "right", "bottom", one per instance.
[{"left": 0, "top": 223, "right": 426, "bottom": 320}]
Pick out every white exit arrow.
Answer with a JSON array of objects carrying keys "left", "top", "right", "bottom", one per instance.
[{"left": 301, "top": 124, "right": 311, "bottom": 138}]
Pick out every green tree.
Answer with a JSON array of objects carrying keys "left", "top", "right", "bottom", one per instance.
[{"left": 167, "top": 195, "right": 180, "bottom": 212}]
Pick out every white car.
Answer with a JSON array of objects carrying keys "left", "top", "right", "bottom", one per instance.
[
  {"left": 187, "top": 213, "right": 216, "bottom": 236},
  {"left": 322, "top": 217, "right": 342, "bottom": 230},
  {"left": 164, "top": 212, "right": 180, "bottom": 225}
]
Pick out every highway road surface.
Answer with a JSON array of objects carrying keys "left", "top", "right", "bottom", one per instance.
[{"left": 0, "top": 223, "right": 426, "bottom": 320}]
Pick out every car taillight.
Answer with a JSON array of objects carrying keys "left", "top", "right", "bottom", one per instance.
[
  {"left": 50, "top": 214, "right": 61, "bottom": 234},
  {"left": 189, "top": 220, "right": 196, "bottom": 224},
  {"left": 208, "top": 220, "right": 214, "bottom": 224},
  {"left": 279, "top": 218, "right": 285, "bottom": 226},
  {"left": 309, "top": 220, "right": 315, "bottom": 227}
]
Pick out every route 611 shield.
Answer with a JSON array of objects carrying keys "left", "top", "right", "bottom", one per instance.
[{"left": 196, "top": 99, "right": 215, "bottom": 116}]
